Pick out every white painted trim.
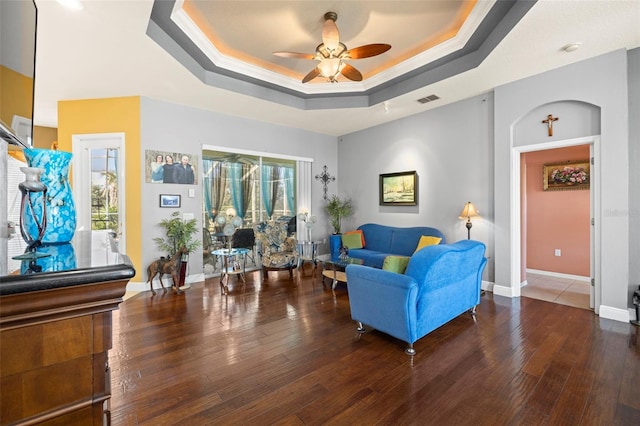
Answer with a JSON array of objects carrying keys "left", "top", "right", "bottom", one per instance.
[
  {"left": 526, "top": 268, "right": 591, "bottom": 282},
  {"left": 202, "top": 144, "right": 313, "bottom": 163},
  {"left": 170, "top": 0, "right": 495, "bottom": 94},
  {"left": 481, "top": 280, "right": 493, "bottom": 292},
  {"left": 493, "top": 284, "right": 516, "bottom": 298},
  {"left": 72, "top": 133, "right": 127, "bottom": 253},
  {"left": 598, "top": 305, "right": 630, "bottom": 323},
  {"left": 510, "top": 135, "right": 601, "bottom": 310},
  {"left": 126, "top": 272, "right": 204, "bottom": 293}
]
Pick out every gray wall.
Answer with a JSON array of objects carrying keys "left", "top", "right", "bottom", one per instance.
[
  {"left": 339, "top": 49, "right": 638, "bottom": 316},
  {"left": 629, "top": 48, "right": 640, "bottom": 295},
  {"left": 495, "top": 49, "right": 631, "bottom": 314},
  {"left": 139, "top": 98, "right": 337, "bottom": 280},
  {"left": 338, "top": 93, "right": 495, "bottom": 281}
]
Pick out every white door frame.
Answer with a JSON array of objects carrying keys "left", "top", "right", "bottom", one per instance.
[
  {"left": 511, "top": 135, "right": 600, "bottom": 313},
  {"left": 72, "top": 133, "right": 126, "bottom": 253}
]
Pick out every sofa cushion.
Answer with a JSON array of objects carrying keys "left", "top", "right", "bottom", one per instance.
[
  {"left": 344, "top": 229, "right": 365, "bottom": 247},
  {"left": 414, "top": 236, "right": 442, "bottom": 254},
  {"left": 347, "top": 249, "right": 388, "bottom": 269},
  {"left": 342, "top": 232, "right": 364, "bottom": 249},
  {"left": 382, "top": 255, "right": 411, "bottom": 274}
]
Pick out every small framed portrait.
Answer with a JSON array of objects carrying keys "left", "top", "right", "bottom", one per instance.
[{"left": 159, "top": 194, "right": 181, "bottom": 208}]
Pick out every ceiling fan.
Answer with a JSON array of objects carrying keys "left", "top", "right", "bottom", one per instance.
[{"left": 274, "top": 12, "right": 391, "bottom": 83}]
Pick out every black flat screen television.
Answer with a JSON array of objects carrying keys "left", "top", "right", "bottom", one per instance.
[{"left": 0, "top": 0, "right": 37, "bottom": 148}]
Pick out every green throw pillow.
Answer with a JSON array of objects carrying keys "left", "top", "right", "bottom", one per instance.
[
  {"left": 341, "top": 232, "right": 363, "bottom": 249},
  {"left": 382, "top": 255, "right": 411, "bottom": 274}
]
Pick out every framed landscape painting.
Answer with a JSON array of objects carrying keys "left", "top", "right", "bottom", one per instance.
[
  {"left": 159, "top": 194, "right": 181, "bottom": 208},
  {"left": 543, "top": 160, "right": 590, "bottom": 191},
  {"left": 379, "top": 171, "right": 417, "bottom": 206}
]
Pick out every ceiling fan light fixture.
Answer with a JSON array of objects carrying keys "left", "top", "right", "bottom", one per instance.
[
  {"left": 318, "top": 58, "right": 344, "bottom": 82},
  {"left": 275, "top": 11, "right": 390, "bottom": 84}
]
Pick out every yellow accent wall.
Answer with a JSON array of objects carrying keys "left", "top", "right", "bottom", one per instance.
[
  {"left": 57, "top": 97, "right": 142, "bottom": 279},
  {"left": 0, "top": 65, "right": 33, "bottom": 128}
]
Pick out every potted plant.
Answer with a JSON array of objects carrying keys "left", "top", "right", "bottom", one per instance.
[
  {"left": 325, "top": 195, "right": 353, "bottom": 234},
  {"left": 153, "top": 211, "right": 200, "bottom": 289},
  {"left": 325, "top": 195, "right": 353, "bottom": 259}
]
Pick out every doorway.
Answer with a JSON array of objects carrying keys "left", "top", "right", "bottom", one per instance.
[
  {"left": 512, "top": 135, "right": 600, "bottom": 312},
  {"left": 72, "top": 133, "right": 126, "bottom": 252},
  {"left": 520, "top": 145, "right": 592, "bottom": 310}
]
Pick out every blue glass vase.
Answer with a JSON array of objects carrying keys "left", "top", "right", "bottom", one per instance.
[
  {"left": 20, "top": 242, "right": 76, "bottom": 274},
  {"left": 23, "top": 148, "right": 76, "bottom": 243}
]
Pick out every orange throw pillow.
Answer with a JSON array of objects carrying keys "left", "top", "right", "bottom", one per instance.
[{"left": 344, "top": 230, "right": 365, "bottom": 247}]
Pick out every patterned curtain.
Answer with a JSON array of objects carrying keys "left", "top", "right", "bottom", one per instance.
[
  {"left": 203, "top": 160, "right": 226, "bottom": 226},
  {"left": 240, "top": 163, "right": 252, "bottom": 219},
  {"left": 229, "top": 162, "right": 243, "bottom": 218},
  {"left": 261, "top": 165, "right": 282, "bottom": 219},
  {"left": 284, "top": 166, "right": 294, "bottom": 215}
]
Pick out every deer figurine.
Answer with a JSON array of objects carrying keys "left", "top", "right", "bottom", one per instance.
[{"left": 147, "top": 246, "right": 188, "bottom": 295}]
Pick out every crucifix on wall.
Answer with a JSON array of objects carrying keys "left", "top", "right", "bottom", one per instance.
[
  {"left": 315, "top": 165, "right": 335, "bottom": 200},
  {"left": 542, "top": 114, "right": 559, "bottom": 137}
]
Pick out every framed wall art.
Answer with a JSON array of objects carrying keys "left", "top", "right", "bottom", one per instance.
[
  {"left": 543, "top": 160, "right": 590, "bottom": 191},
  {"left": 145, "top": 150, "right": 198, "bottom": 185},
  {"left": 159, "top": 194, "right": 181, "bottom": 208},
  {"left": 379, "top": 170, "right": 418, "bottom": 206}
]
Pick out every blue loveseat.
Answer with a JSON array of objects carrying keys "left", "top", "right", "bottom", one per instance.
[
  {"left": 346, "top": 240, "right": 487, "bottom": 355},
  {"left": 334, "top": 223, "right": 446, "bottom": 268}
]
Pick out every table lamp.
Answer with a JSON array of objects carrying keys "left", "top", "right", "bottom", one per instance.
[{"left": 459, "top": 201, "right": 480, "bottom": 240}]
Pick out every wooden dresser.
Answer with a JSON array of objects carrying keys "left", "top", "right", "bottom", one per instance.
[{"left": 0, "top": 232, "right": 135, "bottom": 425}]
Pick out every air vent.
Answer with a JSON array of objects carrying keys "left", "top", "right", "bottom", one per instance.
[{"left": 417, "top": 94, "right": 440, "bottom": 104}]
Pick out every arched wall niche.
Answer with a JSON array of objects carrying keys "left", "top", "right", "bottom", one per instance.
[{"left": 514, "top": 100, "right": 601, "bottom": 146}]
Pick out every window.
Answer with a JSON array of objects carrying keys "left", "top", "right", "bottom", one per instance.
[{"left": 202, "top": 150, "right": 296, "bottom": 231}]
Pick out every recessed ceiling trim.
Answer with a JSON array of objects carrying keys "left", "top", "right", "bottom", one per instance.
[
  {"left": 170, "top": 0, "right": 496, "bottom": 95},
  {"left": 148, "top": 0, "right": 535, "bottom": 110},
  {"left": 170, "top": 3, "right": 365, "bottom": 95}
]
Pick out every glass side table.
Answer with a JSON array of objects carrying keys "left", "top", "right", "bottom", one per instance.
[
  {"left": 212, "top": 248, "right": 249, "bottom": 294},
  {"left": 296, "top": 241, "right": 318, "bottom": 276},
  {"left": 316, "top": 254, "right": 364, "bottom": 290}
]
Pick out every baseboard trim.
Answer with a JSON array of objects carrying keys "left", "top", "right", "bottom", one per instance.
[
  {"left": 126, "top": 272, "right": 204, "bottom": 293},
  {"left": 598, "top": 305, "right": 630, "bottom": 323},
  {"left": 493, "top": 283, "right": 515, "bottom": 298},
  {"left": 526, "top": 268, "right": 590, "bottom": 282}
]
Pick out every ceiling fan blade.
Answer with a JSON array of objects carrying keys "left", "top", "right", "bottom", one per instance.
[
  {"left": 273, "top": 51, "right": 316, "bottom": 60},
  {"left": 302, "top": 67, "right": 321, "bottom": 83},
  {"left": 340, "top": 63, "right": 363, "bottom": 82},
  {"left": 322, "top": 15, "right": 340, "bottom": 51},
  {"left": 346, "top": 44, "right": 392, "bottom": 59}
]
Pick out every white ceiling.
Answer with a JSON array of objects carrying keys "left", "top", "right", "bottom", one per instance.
[{"left": 34, "top": 0, "right": 640, "bottom": 137}]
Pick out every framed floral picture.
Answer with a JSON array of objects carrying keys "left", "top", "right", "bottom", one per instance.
[
  {"left": 543, "top": 160, "right": 590, "bottom": 191},
  {"left": 379, "top": 171, "right": 418, "bottom": 206}
]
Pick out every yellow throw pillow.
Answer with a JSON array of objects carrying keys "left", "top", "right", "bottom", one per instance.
[{"left": 414, "top": 235, "right": 442, "bottom": 254}]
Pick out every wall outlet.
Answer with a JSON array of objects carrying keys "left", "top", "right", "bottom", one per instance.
[{"left": 554, "top": 249, "right": 561, "bottom": 257}]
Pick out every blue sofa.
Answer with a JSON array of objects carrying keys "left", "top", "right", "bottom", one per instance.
[
  {"left": 346, "top": 240, "right": 487, "bottom": 355},
  {"left": 334, "top": 223, "right": 446, "bottom": 268}
]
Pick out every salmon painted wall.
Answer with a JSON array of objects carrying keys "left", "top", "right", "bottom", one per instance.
[
  {"left": 57, "top": 97, "right": 142, "bottom": 279},
  {"left": 523, "top": 145, "right": 590, "bottom": 277}
]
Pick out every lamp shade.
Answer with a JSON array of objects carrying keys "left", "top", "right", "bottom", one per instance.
[{"left": 459, "top": 202, "right": 480, "bottom": 220}]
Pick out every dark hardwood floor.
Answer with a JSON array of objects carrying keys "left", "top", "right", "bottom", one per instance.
[{"left": 110, "top": 267, "right": 640, "bottom": 425}]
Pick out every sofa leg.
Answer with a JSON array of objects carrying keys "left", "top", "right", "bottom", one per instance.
[
  {"left": 356, "top": 322, "right": 366, "bottom": 333},
  {"left": 404, "top": 343, "right": 416, "bottom": 356},
  {"left": 469, "top": 305, "right": 477, "bottom": 316}
]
